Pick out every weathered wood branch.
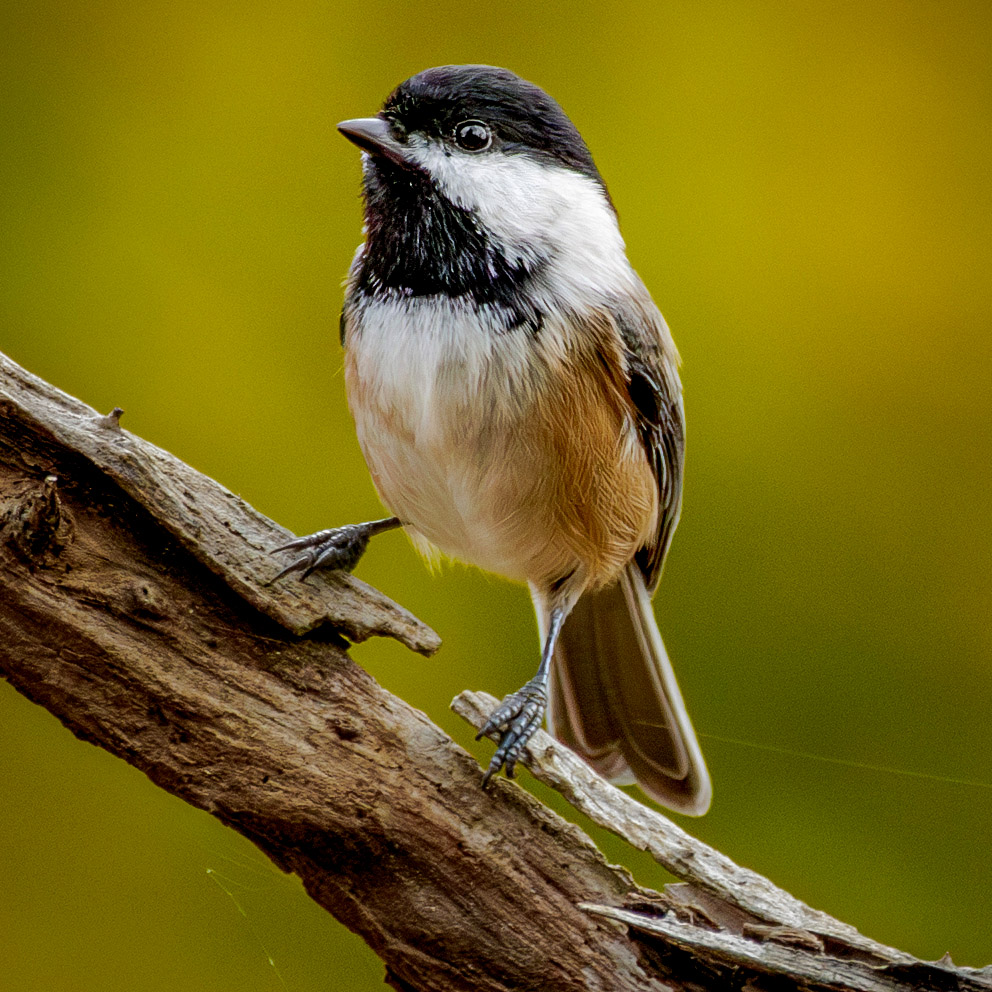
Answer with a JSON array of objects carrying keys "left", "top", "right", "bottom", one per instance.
[
  {"left": 459, "top": 692, "right": 992, "bottom": 991},
  {"left": 1, "top": 350, "right": 988, "bottom": 992}
]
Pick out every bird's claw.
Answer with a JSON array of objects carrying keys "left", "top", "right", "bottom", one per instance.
[
  {"left": 477, "top": 680, "right": 547, "bottom": 784},
  {"left": 268, "top": 523, "right": 374, "bottom": 583}
]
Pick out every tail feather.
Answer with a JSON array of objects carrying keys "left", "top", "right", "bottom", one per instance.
[{"left": 544, "top": 563, "right": 711, "bottom": 815}]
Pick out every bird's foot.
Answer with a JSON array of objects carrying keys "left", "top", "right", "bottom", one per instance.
[
  {"left": 269, "top": 522, "right": 380, "bottom": 582},
  {"left": 476, "top": 677, "right": 548, "bottom": 784}
]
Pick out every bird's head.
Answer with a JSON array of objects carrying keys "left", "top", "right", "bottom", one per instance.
[{"left": 338, "top": 65, "right": 627, "bottom": 303}]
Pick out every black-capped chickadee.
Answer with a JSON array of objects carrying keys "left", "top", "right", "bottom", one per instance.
[{"left": 275, "top": 64, "right": 711, "bottom": 815}]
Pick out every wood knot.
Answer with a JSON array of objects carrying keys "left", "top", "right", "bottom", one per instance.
[
  {"left": 95, "top": 406, "right": 125, "bottom": 430},
  {"left": 121, "top": 577, "right": 170, "bottom": 619},
  {"left": 0, "top": 474, "right": 74, "bottom": 565},
  {"left": 329, "top": 715, "right": 363, "bottom": 741}
]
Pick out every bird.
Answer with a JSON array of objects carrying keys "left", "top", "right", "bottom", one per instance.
[{"left": 274, "top": 64, "right": 711, "bottom": 815}]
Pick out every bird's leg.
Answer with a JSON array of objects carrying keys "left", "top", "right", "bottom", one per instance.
[
  {"left": 477, "top": 606, "right": 568, "bottom": 784},
  {"left": 268, "top": 516, "right": 402, "bottom": 582}
]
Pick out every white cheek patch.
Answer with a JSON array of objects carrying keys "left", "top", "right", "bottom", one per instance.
[{"left": 407, "top": 141, "right": 636, "bottom": 303}]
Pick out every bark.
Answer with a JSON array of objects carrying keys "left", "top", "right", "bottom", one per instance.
[{"left": 0, "top": 349, "right": 988, "bottom": 992}]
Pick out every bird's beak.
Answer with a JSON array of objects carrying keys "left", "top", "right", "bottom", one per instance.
[{"left": 337, "top": 117, "right": 413, "bottom": 168}]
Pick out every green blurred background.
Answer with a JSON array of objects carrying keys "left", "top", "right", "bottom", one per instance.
[{"left": 2, "top": 0, "right": 990, "bottom": 987}]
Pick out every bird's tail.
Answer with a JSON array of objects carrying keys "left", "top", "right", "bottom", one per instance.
[{"left": 541, "top": 563, "right": 711, "bottom": 815}]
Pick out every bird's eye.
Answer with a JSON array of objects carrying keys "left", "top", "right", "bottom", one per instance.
[{"left": 453, "top": 120, "right": 492, "bottom": 152}]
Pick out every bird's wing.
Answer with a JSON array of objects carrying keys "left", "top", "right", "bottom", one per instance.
[{"left": 603, "top": 287, "right": 685, "bottom": 593}]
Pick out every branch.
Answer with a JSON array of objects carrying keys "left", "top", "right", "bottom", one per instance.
[
  {"left": 458, "top": 692, "right": 992, "bottom": 991},
  {"left": 0, "top": 350, "right": 987, "bottom": 992}
]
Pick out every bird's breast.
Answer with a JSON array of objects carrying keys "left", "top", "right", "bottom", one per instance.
[
  {"left": 344, "top": 297, "right": 539, "bottom": 574},
  {"left": 343, "top": 295, "right": 657, "bottom": 588},
  {"left": 345, "top": 297, "right": 523, "bottom": 442}
]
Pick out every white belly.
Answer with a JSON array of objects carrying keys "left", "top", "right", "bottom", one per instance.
[{"left": 344, "top": 298, "right": 544, "bottom": 578}]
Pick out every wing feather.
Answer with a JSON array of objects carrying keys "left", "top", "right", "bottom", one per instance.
[{"left": 605, "top": 289, "right": 685, "bottom": 591}]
